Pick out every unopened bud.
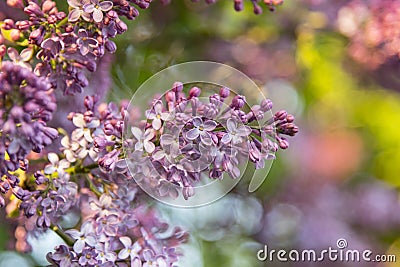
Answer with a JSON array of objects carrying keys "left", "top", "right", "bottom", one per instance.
[{"left": 189, "top": 87, "right": 201, "bottom": 98}]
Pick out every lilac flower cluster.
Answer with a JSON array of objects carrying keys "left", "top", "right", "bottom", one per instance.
[
  {"left": 47, "top": 191, "right": 187, "bottom": 267},
  {"left": 0, "top": 61, "right": 57, "bottom": 207},
  {"left": 1, "top": 0, "right": 151, "bottom": 95},
  {"left": 10, "top": 96, "right": 188, "bottom": 266},
  {"left": 124, "top": 83, "right": 298, "bottom": 200},
  {"left": 0, "top": 0, "right": 297, "bottom": 266}
]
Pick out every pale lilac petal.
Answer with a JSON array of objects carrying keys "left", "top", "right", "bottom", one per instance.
[
  {"left": 83, "top": 3, "right": 94, "bottom": 13},
  {"left": 146, "top": 111, "right": 156, "bottom": 120},
  {"left": 80, "top": 45, "right": 90, "bottom": 56},
  {"left": 203, "top": 120, "right": 217, "bottom": 131},
  {"left": 77, "top": 148, "right": 88, "bottom": 159},
  {"left": 65, "top": 229, "right": 82, "bottom": 240},
  {"left": 44, "top": 165, "right": 56, "bottom": 174},
  {"left": 152, "top": 150, "right": 165, "bottom": 160},
  {"left": 142, "top": 249, "right": 154, "bottom": 261},
  {"left": 170, "top": 143, "right": 180, "bottom": 156},
  {"left": 200, "top": 132, "right": 212, "bottom": 145},
  {"left": 131, "top": 127, "right": 142, "bottom": 140},
  {"left": 192, "top": 117, "right": 203, "bottom": 127},
  {"left": 132, "top": 257, "right": 142, "bottom": 267},
  {"left": 221, "top": 133, "right": 232, "bottom": 144},
  {"left": 118, "top": 249, "right": 130, "bottom": 260},
  {"left": 65, "top": 150, "right": 76, "bottom": 162},
  {"left": 186, "top": 128, "right": 200, "bottom": 140},
  {"left": 160, "top": 134, "right": 174, "bottom": 145},
  {"left": 68, "top": 8, "right": 81, "bottom": 22},
  {"left": 237, "top": 125, "right": 251, "bottom": 136},
  {"left": 67, "top": 0, "right": 82, "bottom": 8},
  {"left": 160, "top": 112, "right": 170, "bottom": 121},
  {"left": 19, "top": 48, "right": 33, "bottom": 61},
  {"left": 99, "top": 1, "right": 113, "bottom": 11},
  {"left": 226, "top": 118, "right": 237, "bottom": 132},
  {"left": 144, "top": 129, "right": 155, "bottom": 140},
  {"left": 99, "top": 194, "right": 112, "bottom": 206},
  {"left": 78, "top": 29, "right": 88, "bottom": 38},
  {"left": 47, "top": 152, "right": 59, "bottom": 165},
  {"left": 119, "top": 236, "right": 132, "bottom": 248},
  {"left": 152, "top": 118, "right": 162, "bottom": 130},
  {"left": 85, "top": 236, "right": 96, "bottom": 246},
  {"left": 7, "top": 47, "right": 19, "bottom": 61},
  {"left": 144, "top": 141, "right": 155, "bottom": 153},
  {"left": 156, "top": 256, "right": 167, "bottom": 267},
  {"left": 82, "top": 12, "right": 91, "bottom": 21},
  {"left": 73, "top": 239, "right": 85, "bottom": 253},
  {"left": 72, "top": 114, "right": 85, "bottom": 128},
  {"left": 92, "top": 8, "right": 103, "bottom": 23},
  {"left": 135, "top": 142, "right": 143, "bottom": 151},
  {"left": 153, "top": 101, "right": 163, "bottom": 114}
]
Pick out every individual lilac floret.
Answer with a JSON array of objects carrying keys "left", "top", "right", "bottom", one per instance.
[
  {"left": 76, "top": 29, "right": 99, "bottom": 56},
  {"left": 67, "top": 0, "right": 91, "bottom": 22},
  {"left": 221, "top": 118, "right": 251, "bottom": 144},
  {"left": 118, "top": 236, "right": 142, "bottom": 264},
  {"left": 146, "top": 100, "right": 170, "bottom": 130},
  {"left": 7, "top": 47, "right": 33, "bottom": 70},
  {"left": 83, "top": 0, "right": 113, "bottom": 23},
  {"left": 185, "top": 117, "right": 217, "bottom": 145},
  {"left": 66, "top": 222, "right": 97, "bottom": 253},
  {"left": 131, "top": 127, "right": 156, "bottom": 153}
]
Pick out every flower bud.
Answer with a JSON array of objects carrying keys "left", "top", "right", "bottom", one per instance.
[
  {"left": 234, "top": 0, "right": 243, "bottom": 11},
  {"left": 105, "top": 40, "right": 117, "bottom": 53},
  {"left": 189, "top": 87, "right": 201, "bottom": 98},
  {"left": 219, "top": 87, "right": 230, "bottom": 98},
  {"left": 172, "top": 81, "right": 183, "bottom": 92},
  {"left": 231, "top": 95, "right": 246, "bottom": 109},
  {"left": 260, "top": 98, "right": 273, "bottom": 112},
  {"left": 10, "top": 29, "right": 21, "bottom": 41}
]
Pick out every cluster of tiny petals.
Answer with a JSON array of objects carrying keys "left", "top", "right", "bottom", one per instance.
[
  {"left": 0, "top": 61, "right": 58, "bottom": 207},
  {"left": 46, "top": 191, "right": 187, "bottom": 266},
  {"left": 10, "top": 96, "right": 187, "bottom": 266},
  {"left": 125, "top": 82, "right": 298, "bottom": 200},
  {"left": 0, "top": 0, "right": 151, "bottom": 95}
]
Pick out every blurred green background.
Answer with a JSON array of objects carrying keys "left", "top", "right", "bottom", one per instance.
[{"left": 2, "top": 0, "right": 400, "bottom": 266}]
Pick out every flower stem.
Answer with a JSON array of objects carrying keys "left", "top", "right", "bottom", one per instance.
[{"left": 51, "top": 224, "right": 74, "bottom": 246}]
